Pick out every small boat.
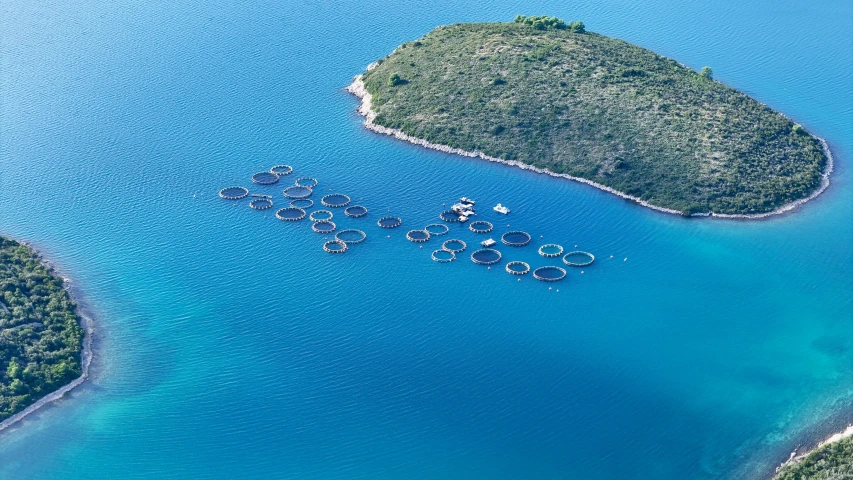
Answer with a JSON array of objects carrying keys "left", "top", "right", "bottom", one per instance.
[
  {"left": 459, "top": 215, "right": 469, "bottom": 223},
  {"left": 481, "top": 238, "right": 496, "bottom": 247},
  {"left": 493, "top": 203, "right": 510, "bottom": 214},
  {"left": 460, "top": 197, "right": 476, "bottom": 205}
]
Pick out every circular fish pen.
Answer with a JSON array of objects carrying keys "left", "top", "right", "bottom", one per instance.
[
  {"left": 377, "top": 216, "right": 402, "bottom": 229},
  {"left": 406, "top": 230, "right": 430, "bottom": 243},
  {"left": 295, "top": 177, "right": 318, "bottom": 188},
  {"left": 468, "top": 221, "right": 493, "bottom": 234},
  {"left": 335, "top": 229, "right": 367, "bottom": 245},
  {"left": 309, "top": 210, "right": 333, "bottom": 222},
  {"left": 251, "top": 171, "right": 279, "bottom": 185},
  {"left": 270, "top": 165, "right": 293, "bottom": 176},
  {"left": 440, "top": 210, "right": 460, "bottom": 223},
  {"left": 441, "top": 239, "right": 466, "bottom": 253},
  {"left": 312, "top": 221, "right": 336, "bottom": 234},
  {"left": 323, "top": 240, "right": 347, "bottom": 254},
  {"left": 471, "top": 248, "right": 502, "bottom": 265},
  {"left": 431, "top": 249, "right": 456, "bottom": 263},
  {"left": 219, "top": 186, "right": 249, "bottom": 200},
  {"left": 501, "top": 231, "right": 531, "bottom": 247},
  {"left": 275, "top": 207, "right": 306, "bottom": 221},
  {"left": 425, "top": 224, "right": 449, "bottom": 236},
  {"left": 249, "top": 198, "right": 273, "bottom": 210},
  {"left": 533, "top": 266, "right": 567, "bottom": 282},
  {"left": 290, "top": 199, "right": 314, "bottom": 209},
  {"left": 283, "top": 185, "right": 313, "bottom": 199},
  {"left": 344, "top": 205, "right": 368, "bottom": 218},
  {"left": 562, "top": 251, "right": 595, "bottom": 267},
  {"left": 505, "top": 261, "right": 530, "bottom": 275},
  {"left": 321, "top": 194, "right": 351, "bottom": 208},
  {"left": 538, "top": 244, "right": 564, "bottom": 258}
]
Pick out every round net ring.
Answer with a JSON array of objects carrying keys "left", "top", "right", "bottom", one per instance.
[
  {"left": 290, "top": 199, "right": 314, "bottom": 209},
  {"left": 468, "top": 221, "right": 493, "bottom": 233},
  {"left": 219, "top": 186, "right": 249, "bottom": 200},
  {"left": 251, "top": 171, "right": 280, "bottom": 185},
  {"left": 275, "top": 207, "right": 306, "bottom": 221},
  {"left": 431, "top": 249, "right": 456, "bottom": 263},
  {"left": 501, "top": 230, "right": 531, "bottom": 247},
  {"left": 471, "top": 248, "right": 502, "bottom": 265},
  {"left": 425, "top": 223, "right": 449, "bottom": 236},
  {"left": 344, "top": 205, "right": 368, "bottom": 218},
  {"left": 323, "top": 240, "right": 347, "bottom": 254},
  {"left": 311, "top": 221, "right": 336, "bottom": 234},
  {"left": 309, "top": 210, "right": 333, "bottom": 222},
  {"left": 282, "top": 185, "right": 313, "bottom": 199},
  {"left": 533, "top": 266, "right": 567, "bottom": 282},
  {"left": 377, "top": 216, "right": 402, "bottom": 229},
  {"left": 562, "top": 251, "right": 595, "bottom": 267},
  {"left": 441, "top": 239, "right": 466, "bottom": 253},
  {"left": 406, "top": 230, "right": 430, "bottom": 243},
  {"left": 269, "top": 165, "right": 293, "bottom": 176},
  {"left": 249, "top": 198, "right": 273, "bottom": 210},
  {"left": 335, "top": 229, "right": 367, "bottom": 245},
  {"left": 439, "top": 210, "right": 460, "bottom": 223},
  {"left": 294, "top": 177, "right": 318, "bottom": 188},
  {"left": 321, "top": 194, "right": 351, "bottom": 208},
  {"left": 505, "top": 261, "right": 530, "bottom": 275},
  {"left": 538, "top": 244, "right": 564, "bottom": 258}
]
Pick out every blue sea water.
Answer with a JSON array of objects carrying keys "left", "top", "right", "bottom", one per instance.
[{"left": 1, "top": 0, "right": 852, "bottom": 478}]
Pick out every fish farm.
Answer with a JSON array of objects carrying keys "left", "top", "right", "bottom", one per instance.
[
  {"left": 249, "top": 198, "right": 273, "bottom": 210},
  {"left": 295, "top": 177, "right": 318, "bottom": 188},
  {"left": 335, "top": 229, "right": 367, "bottom": 245},
  {"left": 505, "top": 261, "right": 530, "bottom": 275},
  {"left": 269, "top": 165, "right": 293, "bottom": 176},
  {"left": 533, "top": 266, "right": 567, "bottom": 282},
  {"left": 378, "top": 216, "right": 402, "bottom": 229},
  {"left": 312, "top": 221, "right": 336, "bottom": 234},
  {"left": 501, "top": 231, "right": 532, "bottom": 247},
  {"left": 276, "top": 207, "right": 306, "bottom": 221},
  {"left": 323, "top": 240, "right": 347, "bottom": 254},
  {"left": 321, "top": 194, "right": 351, "bottom": 208},
  {"left": 309, "top": 210, "right": 333, "bottom": 222},
  {"left": 290, "top": 199, "right": 314, "bottom": 209},
  {"left": 344, "top": 205, "right": 368, "bottom": 218},
  {"left": 469, "top": 221, "right": 493, "bottom": 233},
  {"left": 406, "top": 230, "right": 430, "bottom": 243},
  {"left": 471, "top": 248, "right": 502, "bottom": 265},
  {"left": 563, "top": 251, "right": 595, "bottom": 267},
  {"left": 538, "top": 244, "right": 564, "bottom": 258},
  {"left": 442, "top": 239, "right": 466, "bottom": 253},
  {"left": 425, "top": 224, "right": 449, "bottom": 236},
  {"left": 283, "top": 185, "right": 313, "bottom": 199},
  {"left": 219, "top": 186, "right": 249, "bottom": 200},
  {"left": 251, "top": 172, "right": 279, "bottom": 185},
  {"left": 431, "top": 249, "right": 455, "bottom": 263}
]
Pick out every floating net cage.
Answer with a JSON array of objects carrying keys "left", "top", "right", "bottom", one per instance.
[
  {"left": 377, "top": 216, "right": 402, "bottom": 229},
  {"left": 440, "top": 210, "right": 461, "bottom": 222},
  {"left": 290, "top": 199, "right": 314, "bottom": 209},
  {"left": 251, "top": 171, "right": 279, "bottom": 185},
  {"left": 309, "top": 210, "right": 333, "bottom": 222},
  {"left": 406, "top": 230, "right": 430, "bottom": 243},
  {"left": 323, "top": 240, "right": 347, "bottom": 254},
  {"left": 219, "top": 186, "right": 249, "bottom": 200},
  {"left": 471, "top": 248, "right": 502, "bottom": 265},
  {"left": 501, "top": 231, "right": 531, "bottom": 247},
  {"left": 312, "top": 221, "right": 336, "bottom": 233},
  {"left": 562, "top": 251, "right": 595, "bottom": 267},
  {"left": 295, "top": 177, "right": 318, "bottom": 188},
  {"left": 249, "top": 198, "right": 273, "bottom": 210},
  {"left": 425, "top": 224, "right": 449, "bottom": 236},
  {"left": 533, "top": 266, "right": 567, "bottom": 282},
  {"left": 335, "top": 229, "right": 367, "bottom": 245},
  {"left": 431, "top": 249, "right": 456, "bottom": 263},
  {"left": 283, "top": 185, "right": 313, "bottom": 199},
  {"left": 538, "top": 244, "right": 564, "bottom": 258},
  {"left": 275, "top": 207, "right": 306, "bottom": 221},
  {"left": 505, "top": 261, "right": 530, "bottom": 275},
  {"left": 321, "top": 194, "right": 351, "bottom": 208},
  {"left": 344, "top": 205, "right": 368, "bottom": 218},
  {"left": 269, "top": 165, "right": 293, "bottom": 176},
  {"left": 441, "top": 239, "right": 466, "bottom": 253},
  {"left": 468, "top": 221, "right": 493, "bottom": 234}
]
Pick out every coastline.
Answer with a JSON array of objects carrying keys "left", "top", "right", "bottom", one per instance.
[
  {"left": 346, "top": 73, "right": 834, "bottom": 220},
  {"left": 774, "top": 423, "right": 853, "bottom": 477},
  {"left": 0, "top": 239, "right": 95, "bottom": 435}
]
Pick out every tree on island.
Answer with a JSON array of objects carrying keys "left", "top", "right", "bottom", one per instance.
[{"left": 700, "top": 66, "right": 713, "bottom": 80}]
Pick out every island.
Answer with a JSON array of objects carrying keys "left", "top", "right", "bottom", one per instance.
[
  {"left": 0, "top": 237, "right": 89, "bottom": 426},
  {"left": 348, "top": 16, "right": 831, "bottom": 217},
  {"left": 775, "top": 428, "right": 853, "bottom": 479}
]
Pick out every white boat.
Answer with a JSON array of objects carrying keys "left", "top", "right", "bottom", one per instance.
[
  {"left": 481, "top": 238, "right": 496, "bottom": 247},
  {"left": 493, "top": 203, "right": 510, "bottom": 214},
  {"left": 460, "top": 197, "right": 476, "bottom": 205},
  {"left": 458, "top": 215, "right": 469, "bottom": 222}
]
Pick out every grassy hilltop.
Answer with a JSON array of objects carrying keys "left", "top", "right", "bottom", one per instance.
[{"left": 359, "top": 17, "right": 828, "bottom": 215}]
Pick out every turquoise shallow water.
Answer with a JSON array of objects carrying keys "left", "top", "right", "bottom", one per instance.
[{"left": 1, "top": 0, "right": 852, "bottom": 478}]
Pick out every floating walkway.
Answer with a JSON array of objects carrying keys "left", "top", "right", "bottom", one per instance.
[
  {"left": 440, "top": 210, "right": 461, "bottom": 223},
  {"left": 290, "top": 199, "right": 313, "bottom": 209},
  {"left": 309, "top": 210, "right": 333, "bottom": 222},
  {"left": 335, "top": 229, "right": 367, "bottom": 245},
  {"left": 424, "top": 224, "right": 449, "bottom": 236},
  {"left": 442, "top": 239, "right": 466, "bottom": 253},
  {"left": 377, "top": 216, "right": 402, "bottom": 229},
  {"left": 431, "top": 249, "right": 455, "bottom": 263},
  {"left": 538, "top": 244, "right": 564, "bottom": 258},
  {"left": 275, "top": 207, "right": 306, "bottom": 221},
  {"left": 471, "top": 248, "right": 502, "bottom": 265},
  {"left": 269, "top": 165, "right": 293, "bottom": 176},
  {"left": 344, "top": 205, "right": 368, "bottom": 218},
  {"left": 533, "top": 266, "right": 566, "bottom": 282},
  {"left": 321, "top": 194, "right": 351, "bottom": 208},
  {"left": 501, "top": 231, "right": 531, "bottom": 247},
  {"left": 249, "top": 198, "right": 273, "bottom": 210},
  {"left": 251, "top": 172, "right": 279, "bottom": 185},
  {"left": 295, "top": 177, "right": 318, "bottom": 188},
  {"left": 323, "top": 240, "right": 347, "bottom": 254},
  {"left": 219, "top": 186, "right": 249, "bottom": 200},
  {"left": 469, "top": 221, "right": 493, "bottom": 234},
  {"left": 562, "top": 251, "right": 595, "bottom": 267},
  {"left": 406, "top": 230, "right": 430, "bottom": 243},
  {"left": 283, "top": 185, "right": 313, "bottom": 199},
  {"left": 312, "top": 221, "right": 336, "bottom": 233},
  {"left": 505, "top": 261, "right": 530, "bottom": 275}
]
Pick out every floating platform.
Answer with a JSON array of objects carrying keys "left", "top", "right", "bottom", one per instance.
[
  {"left": 344, "top": 205, "right": 368, "bottom": 218},
  {"left": 275, "top": 207, "right": 306, "bottom": 221},
  {"left": 471, "top": 248, "right": 502, "bottom": 265},
  {"left": 424, "top": 224, "right": 449, "bottom": 236},
  {"left": 251, "top": 171, "right": 280, "bottom": 185},
  {"left": 219, "top": 186, "right": 249, "bottom": 200},
  {"left": 442, "top": 239, "right": 466, "bottom": 253},
  {"left": 505, "top": 261, "right": 530, "bottom": 275},
  {"left": 562, "top": 251, "right": 595, "bottom": 267},
  {"left": 249, "top": 198, "right": 273, "bottom": 210},
  {"left": 538, "top": 244, "right": 564, "bottom": 258},
  {"left": 468, "top": 220, "right": 493, "bottom": 234},
  {"left": 377, "top": 216, "right": 402, "bottom": 229},
  {"left": 250, "top": 193, "right": 272, "bottom": 198},
  {"left": 283, "top": 185, "right": 313, "bottom": 199},
  {"left": 440, "top": 210, "right": 461, "bottom": 223},
  {"left": 501, "top": 231, "right": 531, "bottom": 247},
  {"left": 323, "top": 240, "right": 347, "bottom": 254},
  {"left": 335, "top": 229, "right": 367, "bottom": 245},
  {"left": 295, "top": 177, "right": 318, "bottom": 188},
  {"left": 533, "top": 266, "right": 567, "bottom": 282},
  {"left": 269, "top": 165, "right": 293, "bottom": 176},
  {"left": 431, "top": 249, "right": 456, "bottom": 263},
  {"left": 309, "top": 209, "right": 333, "bottom": 222},
  {"left": 406, "top": 230, "right": 430, "bottom": 243},
  {"left": 312, "top": 221, "right": 336, "bottom": 234},
  {"left": 290, "top": 199, "right": 314, "bottom": 209},
  {"left": 321, "top": 194, "right": 351, "bottom": 208}
]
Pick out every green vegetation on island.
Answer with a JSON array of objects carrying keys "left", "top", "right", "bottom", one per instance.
[
  {"left": 358, "top": 18, "right": 828, "bottom": 215},
  {"left": 0, "top": 237, "right": 85, "bottom": 421},
  {"left": 775, "top": 436, "right": 853, "bottom": 480}
]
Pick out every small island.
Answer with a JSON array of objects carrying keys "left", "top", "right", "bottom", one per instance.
[
  {"left": 348, "top": 17, "right": 831, "bottom": 216},
  {"left": 0, "top": 237, "right": 89, "bottom": 425}
]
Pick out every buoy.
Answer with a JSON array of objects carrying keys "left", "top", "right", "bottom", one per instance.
[
  {"left": 575, "top": 245, "right": 578, "bottom": 248},
  {"left": 581, "top": 271, "right": 584, "bottom": 274},
  {"left": 517, "top": 278, "right": 520, "bottom": 282},
  {"left": 549, "top": 287, "right": 552, "bottom": 290},
  {"left": 420, "top": 246, "right": 423, "bottom": 249},
  {"left": 624, "top": 258, "right": 627, "bottom": 261},
  {"left": 488, "top": 267, "right": 491, "bottom": 270},
  {"left": 387, "top": 235, "right": 390, "bottom": 238},
  {"left": 610, "top": 255, "right": 614, "bottom": 259}
]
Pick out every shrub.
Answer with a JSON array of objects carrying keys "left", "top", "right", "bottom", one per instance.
[
  {"left": 700, "top": 66, "right": 713, "bottom": 80},
  {"left": 388, "top": 73, "right": 404, "bottom": 86}
]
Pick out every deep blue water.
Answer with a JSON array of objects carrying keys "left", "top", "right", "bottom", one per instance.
[{"left": 1, "top": 0, "right": 852, "bottom": 478}]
